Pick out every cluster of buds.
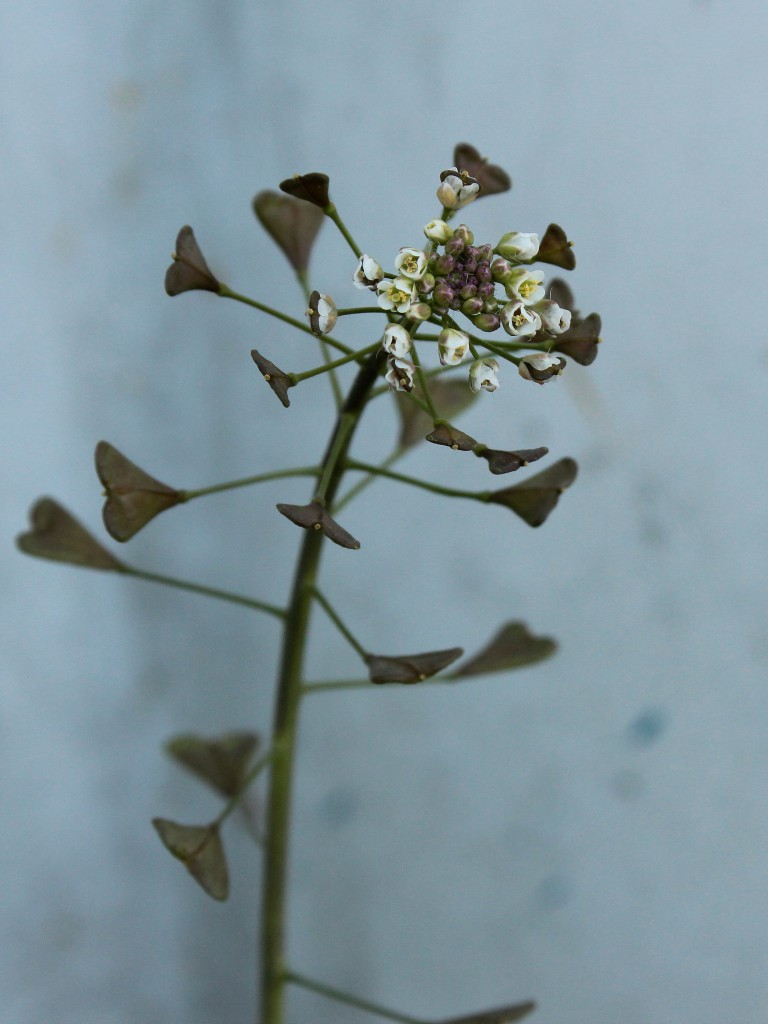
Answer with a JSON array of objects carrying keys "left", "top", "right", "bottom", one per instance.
[{"left": 343, "top": 154, "right": 588, "bottom": 393}]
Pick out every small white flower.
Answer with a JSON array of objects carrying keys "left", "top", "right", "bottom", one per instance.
[
  {"left": 376, "top": 276, "right": 415, "bottom": 314},
  {"left": 423, "top": 219, "right": 453, "bottom": 244},
  {"left": 533, "top": 299, "right": 572, "bottom": 335},
  {"left": 518, "top": 353, "right": 566, "bottom": 385},
  {"left": 381, "top": 324, "right": 412, "bottom": 359},
  {"left": 438, "top": 328, "right": 470, "bottom": 366},
  {"left": 469, "top": 357, "right": 500, "bottom": 393},
  {"left": 306, "top": 292, "right": 337, "bottom": 336},
  {"left": 494, "top": 232, "right": 540, "bottom": 262},
  {"left": 436, "top": 170, "right": 480, "bottom": 210},
  {"left": 394, "top": 247, "right": 428, "bottom": 281},
  {"left": 501, "top": 301, "right": 542, "bottom": 338},
  {"left": 504, "top": 268, "right": 546, "bottom": 305},
  {"left": 353, "top": 254, "right": 384, "bottom": 291},
  {"left": 385, "top": 356, "right": 416, "bottom": 392}
]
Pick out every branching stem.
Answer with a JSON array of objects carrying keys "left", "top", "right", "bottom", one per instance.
[
  {"left": 124, "top": 567, "right": 285, "bottom": 619},
  {"left": 312, "top": 587, "right": 368, "bottom": 660},
  {"left": 218, "top": 284, "right": 352, "bottom": 355},
  {"left": 181, "top": 466, "right": 319, "bottom": 501},
  {"left": 292, "top": 342, "right": 380, "bottom": 384},
  {"left": 409, "top": 339, "right": 439, "bottom": 424},
  {"left": 333, "top": 448, "right": 404, "bottom": 513},
  {"left": 285, "top": 970, "right": 424, "bottom": 1024},
  {"left": 346, "top": 459, "right": 489, "bottom": 503}
]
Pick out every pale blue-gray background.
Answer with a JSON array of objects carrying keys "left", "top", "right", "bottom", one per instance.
[{"left": 3, "top": 2, "right": 767, "bottom": 1023}]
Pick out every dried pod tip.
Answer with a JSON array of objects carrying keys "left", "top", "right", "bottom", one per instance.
[
  {"left": 251, "top": 349, "right": 294, "bottom": 408},
  {"left": 164, "top": 226, "right": 220, "bottom": 296}
]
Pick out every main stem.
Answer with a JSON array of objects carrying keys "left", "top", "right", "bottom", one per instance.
[{"left": 259, "top": 352, "right": 382, "bottom": 1024}]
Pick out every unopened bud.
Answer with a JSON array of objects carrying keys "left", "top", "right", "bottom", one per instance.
[
  {"left": 409, "top": 300, "right": 432, "bottom": 321},
  {"left": 444, "top": 236, "right": 465, "bottom": 258},
  {"left": 423, "top": 219, "right": 453, "bottom": 244},
  {"left": 432, "top": 282, "right": 455, "bottom": 308},
  {"left": 491, "top": 258, "right": 513, "bottom": 283},
  {"left": 434, "top": 253, "right": 456, "bottom": 276},
  {"left": 472, "top": 312, "right": 500, "bottom": 333},
  {"left": 453, "top": 224, "right": 474, "bottom": 246}
]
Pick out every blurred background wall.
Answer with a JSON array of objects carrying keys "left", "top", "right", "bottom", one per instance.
[{"left": 3, "top": 2, "right": 768, "bottom": 1022}]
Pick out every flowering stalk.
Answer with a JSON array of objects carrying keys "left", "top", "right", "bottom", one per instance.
[
  {"left": 260, "top": 353, "right": 381, "bottom": 1024},
  {"left": 17, "top": 143, "right": 602, "bottom": 1024}
]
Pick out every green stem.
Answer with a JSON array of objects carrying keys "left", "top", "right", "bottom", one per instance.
[
  {"left": 478, "top": 338, "right": 549, "bottom": 351},
  {"left": 303, "top": 673, "right": 462, "bottom": 695},
  {"left": 292, "top": 343, "right": 379, "bottom": 384},
  {"left": 333, "top": 448, "right": 404, "bottom": 514},
  {"left": 124, "top": 567, "right": 285, "bottom": 618},
  {"left": 409, "top": 341, "right": 439, "bottom": 424},
  {"left": 302, "top": 678, "right": 371, "bottom": 694},
  {"left": 336, "top": 307, "right": 384, "bottom": 316},
  {"left": 312, "top": 587, "right": 368, "bottom": 660},
  {"left": 324, "top": 203, "right": 362, "bottom": 258},
  {"left": 285, "top": 971, "right": 424, "bottom": 1024},
  {"left": 181, "top": 466, "right": 319, "bottom": 501},
  {"left": 260, "top": 352, "right": 383, "bottom": 1024},
  {"left": 313, "top": 414, "right": 358, "bottom": 503},
  {"left": 218, "top": 284, "right": 352, "bottom": 356},
  {"left": 346, "top": 460, "right": 488, "bottom": 502},
  {"left": 320, "top": 338, "right": 343, "bottom": 408},
  {"left": 479, "top": 339, "right": 522, "bottom": 367},
  {"left": 296, "top": 271, "right": 311, "bottom": 301}
]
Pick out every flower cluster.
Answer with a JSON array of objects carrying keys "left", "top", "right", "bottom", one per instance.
[
  {"left": 347, "top": 169, "right": 576, "bottom": 393},
  {"left": 168, "top": 157, "right": 598, "bottom": 418}
]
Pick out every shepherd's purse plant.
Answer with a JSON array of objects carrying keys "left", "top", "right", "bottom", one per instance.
[{"left": 17, "top": 142, "right": 602, "bottom": 1024}]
